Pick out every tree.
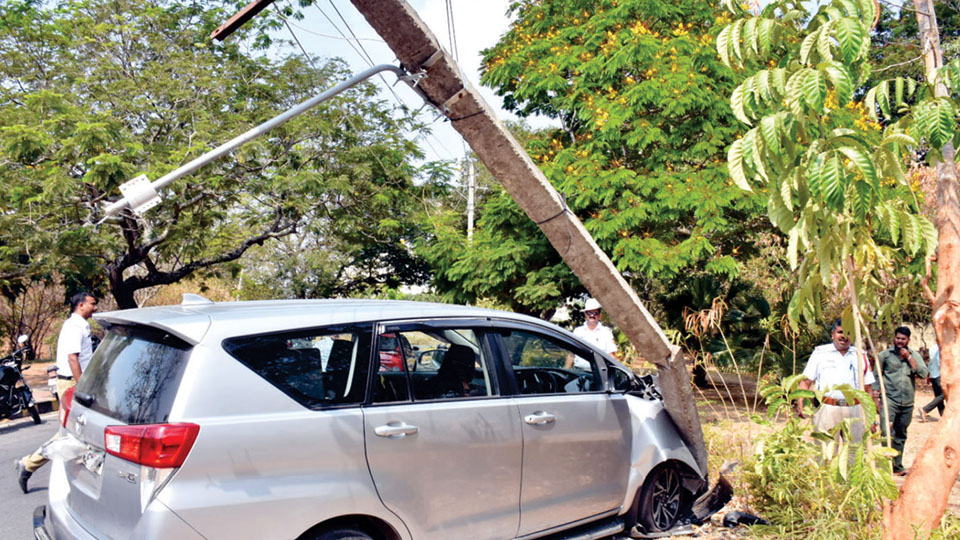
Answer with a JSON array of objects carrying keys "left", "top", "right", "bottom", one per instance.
[
  {"left": 716, "top": 0, "right": 959, "bottom": 535},
  {"left": 0, "top": 0, "right": 428, "bottom": 308},
  {"left": 871, "top": 1, "right": 960, "bottom": 82},
  {"left": 424, "top": 0, "right": 766, "bottom": 316},
  {"left": 419, "top": 124, "right": 580, "bottom": 318}
]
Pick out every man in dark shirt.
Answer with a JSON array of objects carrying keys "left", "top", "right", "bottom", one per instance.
[{"left": 872, "top": 326, "right": 928, "bottom": 475}]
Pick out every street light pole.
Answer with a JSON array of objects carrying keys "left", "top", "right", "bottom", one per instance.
[{"left": 99, "top": 64, "right": 426, "bottom": 221}]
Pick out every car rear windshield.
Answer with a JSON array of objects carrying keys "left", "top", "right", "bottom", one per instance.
[{"left": 75, "top": 325, "right": 192, "bottom": 424}]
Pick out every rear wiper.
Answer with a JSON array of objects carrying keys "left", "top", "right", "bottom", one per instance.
[{"left": 73, "top": 391, "right": 95, "bottom": 408}]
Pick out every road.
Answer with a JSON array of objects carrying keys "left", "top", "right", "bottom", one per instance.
[{"left": 0, "top": 412, "right": 58, "bottom": 540}]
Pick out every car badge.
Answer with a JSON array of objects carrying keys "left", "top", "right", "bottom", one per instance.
[{"left": 75, "top": 413, "right": 86, "bottom": 436}]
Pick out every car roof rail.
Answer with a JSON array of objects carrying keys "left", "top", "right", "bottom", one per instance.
[{"left": 181, "top": 293, "right": 214, "bottom": 306}]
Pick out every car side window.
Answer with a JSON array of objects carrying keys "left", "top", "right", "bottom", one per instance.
[
  {"left": 371, "top": 328, "right": 497, "bottom": 403},
  {"left": 501, "top": 330, "right": 601, "bottom": 395},
  {"left": 609, "top": 365, "right": 632, "bottom": 392},
  {"left": 223, "top": 325, "right": 372, "bottom": 408}
]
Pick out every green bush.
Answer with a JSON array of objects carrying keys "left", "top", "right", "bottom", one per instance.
[{"left": 741, "top": 376, "right": 898, "bottom": 539}]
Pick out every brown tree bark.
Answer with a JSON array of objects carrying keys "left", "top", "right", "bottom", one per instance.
[{"left": 884, "top": 1, "right": 960, "bottom": 537}]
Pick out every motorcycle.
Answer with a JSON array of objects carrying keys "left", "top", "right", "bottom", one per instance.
[{"left": 0, "top": 335, "right": 41, "bottom": 424}]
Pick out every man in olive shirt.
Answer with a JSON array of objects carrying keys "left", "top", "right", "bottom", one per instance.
[{"left": 873, "top": 326, "right": 928, "bottom": 475}]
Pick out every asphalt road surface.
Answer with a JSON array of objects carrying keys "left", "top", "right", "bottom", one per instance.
[{"left": 0, "top": 412, "right": 58, "bottom": 540}]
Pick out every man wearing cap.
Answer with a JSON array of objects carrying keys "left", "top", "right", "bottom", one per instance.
[
  {"left": 566, "top": 298, "right": 618, "bottom": 370},
  {"left": 795, "top": 320, "right": 877, "bottom": 442},
  {"left": 873, "top": 326, "right": 927, "bottom": 475}
]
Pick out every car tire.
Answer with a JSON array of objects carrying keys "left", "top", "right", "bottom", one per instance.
[
  {"left": 27, "top": 404, "right": 41, "bottom": 424},
  {"left": 311, "top": 529, "right": 375, "bottom": 540},
  {"left": 637, "top": 464, "right": 683, "bottom": 533}
]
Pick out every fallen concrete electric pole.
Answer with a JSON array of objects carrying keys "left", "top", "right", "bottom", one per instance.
[{"left": 348, "top": 0, "right": 707, "bottom": 472}]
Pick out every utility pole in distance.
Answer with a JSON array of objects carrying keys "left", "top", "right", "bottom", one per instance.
[
  {"left": 349, "top": 0, "right": 707, "bottom": 472},
  {"left": 466, "top": 159, "right": 475, "bottom": 242}
]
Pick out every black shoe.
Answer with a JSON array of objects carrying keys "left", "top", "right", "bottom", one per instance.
[{"left": 14, "top": 460, "right": 31, "bottom": 494}]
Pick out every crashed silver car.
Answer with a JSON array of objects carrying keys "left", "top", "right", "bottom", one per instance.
[{"left": 35, "top": 298, "right": 724, "bottom": 540}]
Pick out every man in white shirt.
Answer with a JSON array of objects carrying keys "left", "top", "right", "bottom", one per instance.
[
  {"left": 16, "top": 291, "right": 97, "bottom": 493},
  {"left": 795, "top": 320, "right": 877, "bottom": 441},
  {"left": 566, "top": 298, "right": 618, "bottom": 370}
]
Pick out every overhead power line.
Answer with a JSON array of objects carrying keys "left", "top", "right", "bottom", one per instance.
[
  {"left": 310, "top": 0, "right": 458, "bottom": 161},
  {"left": 445, "top": 0, "right": 460, "bottom": 61}
]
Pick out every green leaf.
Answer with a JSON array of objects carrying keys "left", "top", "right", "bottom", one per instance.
[
  {"left": 786, "top": 70, "right": 807, "bottom": 116},
  {"left": 780, "top": 175, "right": 794, "bottom": 211},
  {"left": 760, "top": 114, "right": 782, "bottom": 155},
  {"left": 806, "top": 149, "right": 825, "bottom": 199},
  {"left": 877, "top": 80, "right": 891, "bottom": 118},
  {"left": 758, "top": 18, "right": 775, "bottom": 56},
  {"left": 731, "top": 84, "right": 752, "bottom": 125},
  {"left": 800, "top": 27, "right": 819, "bottom": 65},
  {"left": 900, "top": 211, "right": 920, "bottom": 255},
  {"left": 768, "top": 181, "right": 795, "bottom": 232},
  {"left": 914, "top": 98, "right": 957, "bottom": 150},
  {"left": 884, "top": 204, "right": 900, "bottom": 245},
  {"left": 787, "top": 225, "right": 800, "bottom": 269},
  {"left": 802, "top": 69, "right": 825, "bottom": 112},
  {"left": 880, "top": 133, "right": 916, "bottom": 147},
  {"left": 747, "top": 128, "right": 770, "bottom": 180},
  {"left": 717, "top": 24, "right": 734, "bottom": 67},
  {"left": 731, "top": 18, "right": 746, "bottom": 64},
  {"left": 727, "top": 138, "right": 752, "bottom": 191},
  {"left": 835, "top": 17, "right": 865, "bottom": 63},
  {"left": 817, "top": 20, "right": 835, "bottom": 61},
  {"left": 853, "top": 180, "right": 872, "bottom": 220},
  {"left": 757, "top": 70, "right": 773, "bottom": 102},
  {"left": 819, "top": 233, "right": 835, "bottom": 286},
  {"left": 919, "top": 215, "right": 938, "bottom": 256},
  {"left": 836, "top": 145, "right": 879, "bottom": 188},
  {"left": 745, "top": 17, "right": 760, "bottom": 57},
  {"left": 823, "top": 61, "right": 854, "bottom": 105},
  {"left": 822, "top": 153, "right": 845, "bottom": 209},
  {"left": 865, "top": 86, "right": 879, "bottom": 121},
  {"left": 771, "top": 68, "right": 787, "bottom": 95}
]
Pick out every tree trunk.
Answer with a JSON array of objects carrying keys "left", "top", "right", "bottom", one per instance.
[
  {"left": 884, "top": 1, "right": 960, "bottom": 537},
  {"left": 348, "top": 0, "right": 708, "bottom": 473}
]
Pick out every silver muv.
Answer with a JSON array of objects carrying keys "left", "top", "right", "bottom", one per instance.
[{"left": 35, "top": 298, "right": 710, "bottom": 540}]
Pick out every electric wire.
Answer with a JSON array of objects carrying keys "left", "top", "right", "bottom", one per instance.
[
  {"left": 273, "top": 2, "right": 394, "bottom": 176},
  {"left": 269, "top": 10, "right": 384, "bottom": 43},
  {"left": 445, "top": 0, "right": 460, "bottom": 61},
  {"left": 312, "top": 1, "right": 457, "bottom": 161}
]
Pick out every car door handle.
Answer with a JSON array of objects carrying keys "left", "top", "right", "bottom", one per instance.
[
  {"left": 523, "top": 412, "right": 557, "bottom": 425},
  {"left": 374, "top": 422, "right": 419, "bottom": 438}
]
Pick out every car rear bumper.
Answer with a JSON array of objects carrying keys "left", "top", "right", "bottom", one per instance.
[
  {"left": 40, "top": 459, "right": 209, "bottom": 540},
  {"left": 35, "top": 497, "right": 99, "bottom": 540}
]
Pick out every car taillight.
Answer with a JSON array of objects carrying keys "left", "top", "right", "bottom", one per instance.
[
  {"left": 104, "top": 423, "right": 200, "bottom": 468},
  {"left": 60, "top": 386, "right": 75, "bottom": 428}
]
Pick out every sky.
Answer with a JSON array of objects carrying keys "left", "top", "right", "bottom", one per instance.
[{"left": 269, "top": 0, "right": 539, "bottom": 163}]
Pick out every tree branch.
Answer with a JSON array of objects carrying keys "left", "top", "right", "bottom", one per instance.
[
  {"left": 920, "top": 252, "right": 937, "bottom": 303},
  {"left": 875, "top": 55, "right": 924, "bottom": 73},
  {"left": 121, "top": 214, "right": 298, "bottom": 291}
]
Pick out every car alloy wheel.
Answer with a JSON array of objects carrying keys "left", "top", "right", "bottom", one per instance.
[{"left": 639, "top": 465, "right": 682, "bottom": 532}]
